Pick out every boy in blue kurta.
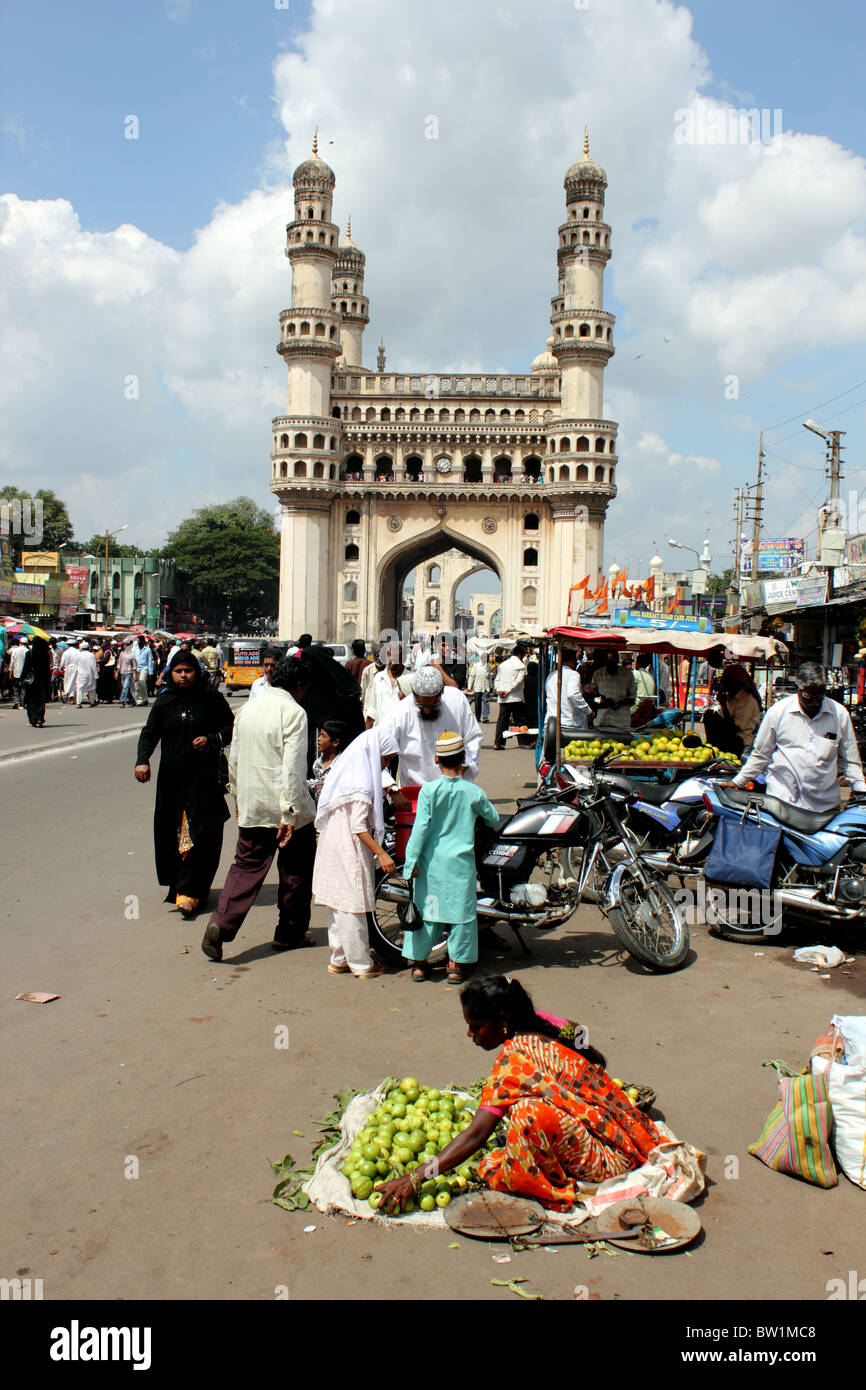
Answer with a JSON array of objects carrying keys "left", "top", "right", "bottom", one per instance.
[{"left": 403, "top": 730, "right": 500, "bottom": 982}]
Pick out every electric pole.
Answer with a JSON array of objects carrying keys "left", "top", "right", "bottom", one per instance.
[{"left": 751, "top": 432, "right": 764, "bottom": 581}]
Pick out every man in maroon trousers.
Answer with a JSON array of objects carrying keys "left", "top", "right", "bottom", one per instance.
[{"left": 202, "top": 658, "right": 316, "bottom": 961}]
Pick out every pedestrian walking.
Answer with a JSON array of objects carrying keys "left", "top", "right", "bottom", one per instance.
[
  {"left": 73, "top": 642, "right": 98, "bottom": 708},
  {"left": 364, "top": 647, "right": 413, "bottom": 727},
  {"left": 344, "top": 638, "right": 370, "bottom": 685},
  {"left": 308, "top": 719, "right": 349, "bottom": 801},
  {"left": 60, "top": 641, "right": 77, "bottom": 703},
  {"left": 134, "top": 650, "right": 234, "bottom": 919},
  {"left": 20, "top": 635, "right": 51, "bottom": 728},
  {"left": 379, "top": 666, "right": 482, "bottom": 787},
  {"left": 492, "top": 642, "right": 529, "bottom": 749},
  {"left": 201, "top": 656, "right": 317, "bottom": 960},
  {"left": 402, "top": 731, "right": 500, "bottom": 983},
  {"left": 134, "top": 635, "right": 154, "bottom": 705},
  {"left": 118, "top": 639, "right": 138, "bottom": 706},
  {"left": 312, "top": 728, "right": 394, "bottom": 978},
  {"left": 9, "top": 638, "right": 28, "bottom": 708},
  {"left": 465, "top": 653, "right": 492, "bottom": 722},
  {"left": 248, "top": 646, "right": 281, "bottom": 701}
]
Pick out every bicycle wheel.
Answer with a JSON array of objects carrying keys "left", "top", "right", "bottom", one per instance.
[
  {"left": 366, "top": 872, "right": 449, "bottom": 967},
  {"left": 607, "top": 870, "right": 690, "bottom": 972}
]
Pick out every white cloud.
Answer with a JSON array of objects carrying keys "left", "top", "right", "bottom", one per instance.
[{"left": 1, "top": 0, "right": 864, "bottom": 568}]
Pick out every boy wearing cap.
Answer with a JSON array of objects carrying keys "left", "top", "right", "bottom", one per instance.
[{"left": 402, "top": 731, "right": 500, "bottom": 983}]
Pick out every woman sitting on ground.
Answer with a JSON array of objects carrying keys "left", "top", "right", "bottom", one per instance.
[{"left": 376, "top": 974, "right": 661, "bottom": 1213}]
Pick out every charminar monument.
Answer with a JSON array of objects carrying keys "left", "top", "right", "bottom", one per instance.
[{"left": 270, "top": 131, "right": 617, "bottom": 642}]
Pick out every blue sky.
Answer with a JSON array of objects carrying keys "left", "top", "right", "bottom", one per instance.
[{"left": 2, "top": 0, "right": 865, "bottom": 594}]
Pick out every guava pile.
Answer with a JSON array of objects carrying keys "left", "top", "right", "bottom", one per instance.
[
  {"left": 563, "top": 734, "right": 740, "bottom": 766},
  {"left": 341, "top": 1076, "right": 496, "bottom": 1214}
]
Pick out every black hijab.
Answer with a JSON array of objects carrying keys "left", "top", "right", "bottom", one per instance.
[{"left": 157, "top": 649, "right": 208, "bottom": 704}]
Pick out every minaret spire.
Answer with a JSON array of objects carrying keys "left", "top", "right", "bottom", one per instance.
[
  {"left": 312, "top": 127, "right": 319, "bottom": 156},
  {"left": 346, "top": 214, "right": 351, "bottom": 240},
  {"left": 584, "top": 126, "right": 589, "bottom": 158}
]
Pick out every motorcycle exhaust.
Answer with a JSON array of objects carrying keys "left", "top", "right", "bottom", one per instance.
[
  {"left": 377, "top": 877, "right": 574, "bottom": 927},
  {"left": 771, "top": 887, "right": 861, "bottom": 919}
]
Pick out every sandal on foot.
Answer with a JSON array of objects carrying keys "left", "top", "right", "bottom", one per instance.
[
  {"left": 355, "top": 962, "right": 387, "bottom": 979},
  {"left": 410, "top": 963, "right": 432, "bottom": 982},
  {"left": 446, "top": 961, "right": 467, "bottom": 983},
  {"left": 327, "top": 962, "right": 350, "bottom": 974},
  {"left": 201, "top": 923, "right": 224, "bottom": 962}
]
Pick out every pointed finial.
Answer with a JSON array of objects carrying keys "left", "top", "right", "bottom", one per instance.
[
  {"left": 312, "top": 127, "right": 318, "bottom": 156},
  {"left": 346, "top": 214, "right": 351, "bottom": 240},
  {"left": 584, "top": 126, "right": 589, "bottom": 158}
]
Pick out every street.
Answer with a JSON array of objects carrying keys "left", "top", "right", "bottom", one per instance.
[{"left": 1, "top": 706, "right": 865, "bottom": 1303}]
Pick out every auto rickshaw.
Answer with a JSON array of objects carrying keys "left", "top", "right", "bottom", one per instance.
[{"left": 223, "top": 639, "right": 266, "bottom": 695}]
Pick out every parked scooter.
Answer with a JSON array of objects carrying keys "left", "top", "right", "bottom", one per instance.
[{"left": 367, "top": 753, "right": 690, "bottom": 972}]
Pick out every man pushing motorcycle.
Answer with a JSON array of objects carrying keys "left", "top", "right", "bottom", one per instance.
[{"left": 726, "top": 661, "right": 866, "bottom": 812}]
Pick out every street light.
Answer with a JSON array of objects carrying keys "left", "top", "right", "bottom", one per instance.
[{"left": 669, "top": 539, "right": 708, "bottom": 616}]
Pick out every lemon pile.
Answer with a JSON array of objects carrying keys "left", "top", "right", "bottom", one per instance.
[
  {"left": 341, "top": 1077, "right": 496, "bottom": 1214},
  {"left": 563, "top": 734, "right": 740, "bottom": 766}
]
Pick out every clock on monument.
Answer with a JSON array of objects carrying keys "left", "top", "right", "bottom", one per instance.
[{"left": 435, "top": 456, "right": 453, "bottom": 475}]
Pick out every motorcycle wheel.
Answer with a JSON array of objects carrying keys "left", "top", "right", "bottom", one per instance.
[
  {"left": 704, "top": 880, "right": 782, "bottom": 943},
  {"left": 366, "top": 872, "right": 449, "bottom": 967},
  {"left": 607, "top": 871, "right": 690, "bottom": 972}
]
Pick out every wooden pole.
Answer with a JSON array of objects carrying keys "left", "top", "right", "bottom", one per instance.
[{"left": 554, "top": 641, "right": 564, "bottom": 778}]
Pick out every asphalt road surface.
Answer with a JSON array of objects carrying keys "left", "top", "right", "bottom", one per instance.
[{"left": 1, "top": 712, "right": 865, "bottom": 1303}]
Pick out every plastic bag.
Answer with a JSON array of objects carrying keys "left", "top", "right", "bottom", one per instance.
[{"left": 793, "top": 946, "right": 846, "bottom": 968}]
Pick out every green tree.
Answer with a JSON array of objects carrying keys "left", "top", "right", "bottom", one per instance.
[
  {"left": 706, "top": 568, "right": 733, "bottom": 595},
  {"left": 78, "top": 535, "right": 148, "bottom": 559},
  {"left": 164, "top": 497, "right": 279, "bottom": 626},
  {"left": 1, "top": 485, "right": 75, "bottom": 561}
]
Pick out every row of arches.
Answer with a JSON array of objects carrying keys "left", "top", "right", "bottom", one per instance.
[
  {"left": 340, "top": 453, "right": 545, "bottom": 483},
  {"left": 289, "top": 229, "right": 337, "bottom": 246},
  {"left": 282, "top": 320, "right": 338, "bottom": 340},
  {"left": 273, "top": 457, "right": 612, "bottom": 485},
  {"left": 570, "top": 206, "right": 603, "bottom": 221},
  {"left": 550, "top": 435, "right": 615, "bottom": 454},
  {"left": 276, "top": 432, "right": 338, "bottom": 450},
  {"left": 275, "top": 461, "right": 337, "bottom": 479},
  {"left": 559, "top": 229, "right": 610, "bottom": 247},
  {"left": 553, "top": 323, "right": 612, "bottom": 341},
  {"left": 333, "top": 405, "right": 550, "bottom": 423}
]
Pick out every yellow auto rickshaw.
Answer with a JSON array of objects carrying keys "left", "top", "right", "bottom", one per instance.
[{"left": 223, "top": 639, "right": 266, "bottom": 695}]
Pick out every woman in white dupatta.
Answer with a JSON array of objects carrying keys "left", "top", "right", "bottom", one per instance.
[{"left": 312, "top": 728, "right": 396, "bottom": 978}]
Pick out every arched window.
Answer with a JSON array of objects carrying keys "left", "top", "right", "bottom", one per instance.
[
  {"left": 405, "top": 455, "right": 423, "bottom": 480},
  {"left": 381, "top": 407, "right": 391, "bottom": 421},
  {"left": 365, "top": 407, "right": 376, "bottom": 421},
  {"left": 280, "top": 433, "right": 289, "bottom": 448},
  {"left": 559, "top": 465, "right": 570, "bottom": 481},
  {"left": 330, "top": 437, "right": 336, "bottom": 449},
  {"left": 439, "top": 407, "right": 450, "bottom": 421},
  {"left": 454, "top": 408, "right": 465, "bottom": 422},
  {"left": 564, "top": 324, "right": 574, "bottom": 338},
  {"left": 579, "top": 323, "right": 590, "bottom": 337},
  {"left": 524, "top": 457, "right": 542, "bottom": 479},
  {"left": 522, "top": 585, "right": 537, "bottom": 610},
  {"left": 315, "top": 322, "right": 326, "bottom": 337},
  {"left": 500, "top": 408, "right": 510, "bottom": 420},
  {"left": 300, "top": 321, "right": 310, "bottom": 336},
  {"left": 582, "top": 231, "right": 590, "bottom": 244},
  {"left": 515, "top": 409, "right": 525, "bottom": 421},
  {"left": 576, "top": 435, "right": 590, "bottom": 452},
  {"left": 344, "top": 452, "right": 364, "bottom": 477},
  {"left": 595, "top": 437, "right": 606, "bottom": 453},
  {"left": 493, "top": 456, "right": 512, "bottom": 482},
  {"left": 341, "top": 301, "right": 347, "bottom": 313},
  {"left": 287, "top": 322, "right": 296, "bottom": 335},
  {"left": 395, "top": 407, "right": 406, "bottom": 420},
  {"left": 345, "top": 543, "right": 359, "bottom": 562},
  {"left": 559, "top": 437, "right": 570, "bottom": 452},
  {"left": 595, "top": 324, "right": 603, "bottom": 337},
  {"left": 485, "top": 408, "right": 496, "bottom": 422},
  {"left": 470, "top": 409, "right": 481, "bottom": 422},
  {"left": 478, "top": 603, "right": 485, "bottom": 616},
  {"left": 346, "top": 509, "right": 361, "bottom": 525},
  {"left": 332, "top": 407, "right": 342, "bottom": 419},
  {"left": 410, "top": 408, "right": 421, "bottom": 421},
  {"left": 606, "top": 326, "right": 612, "bottom": 339},
  {"left": 524, "top": 548, "right": 539, "bottom": 567},
  {"left": 427, "top": 597, "right": 440, "bottom": 621},
  {"left": 583, "top": 207, "right": 589, "bottom": 219},
  {"left": 375, "top": 456, "right": 393, "bottom": 480},
  {"left": 576, "top": 464, "right": 589, "bottom": 481},
  {"left": 307, "top": 207, "right": 314, "bottom": 218},
  {"left": 351, "top": 406, "right": 361, "bottom": 421},
  {"left": 294, "top": 432, "right": 308, "bottom": 448},
  {"left": 427, "top": 565, "right": 441, "bottom": 584},
  {"left": 294, "top": 461, "right": 306, "bottom": 478},
  {"left": 524, "top": 512, "right": 540, "bottom": 530},
  {"left": 313, "top": 433, "right": 325, "bottom": 448},
  {"left": 594, "top": 465, "right": 606, "bottom": 482},
  {"left": 609, "top": 439, "right": 616, "bottom": 453},
  {"left": 313, "top": 462, "right": 324, "bottom": 478},
  {"left": 463, "top": 454, "right": 482, "bottom": 482},
  {"left": 279, "top": 461, "right": 287, "bottom": 477},
  {"left": 548, "top": 467, "right": 555, "bottom": 483},
  {"left": 344, "top": 581, "right": 358, "bottom": 603},
  {"left": 424, "top": 408, "right": 434, "bottom": 421}
]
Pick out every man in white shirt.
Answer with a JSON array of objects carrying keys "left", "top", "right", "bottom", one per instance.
[
  {"left": 365, "top": 648, "right": 413, "bottom": 727},
  {"left": 544, "top": 646, "right": 592, "bottom": 757},
  {"left": 248, "top": 647, "right": 280, "bottom": 700},
  {"left": 379, "top": 665, "right": 482, "bottom": 787},
  {"left": 202, "top": 657, "right": 317, "bottom": 960},
  {"left": 493, "top": 642, "right": 528, "bottom": 749},
  {"left": 731, "top": 662, "right": 866, "bottom": 813},
  {"left": 593, "top": 649, "right": 636, "bottom": 732},
  {"left": 466, "top": 656, "right": 491, "bottom": 722},
  {"left": 9, "top": 639, "right": 28, "bottom": 707}
]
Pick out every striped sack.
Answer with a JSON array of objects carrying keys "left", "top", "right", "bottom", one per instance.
[{"left": 748, "top": 1071, "right": 838, "bottom": 1188}]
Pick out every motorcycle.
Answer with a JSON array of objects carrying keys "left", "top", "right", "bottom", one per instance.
[
  {"left": 693, "top": 781, "right": 866, "bottom": 942},
  {"left": 621, "top": 759, "right": 741, "bottom": 876},
  {"left": 367, "top": 753, "right": 690, "bottom": 972}
]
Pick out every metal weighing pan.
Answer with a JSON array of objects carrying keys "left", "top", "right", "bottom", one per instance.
[
  {"left": 444, "top": 1191, "right": 647, "bottom": 1246},
  {"left": 595, "top": 1196, "right": 702, "bottom": 1252}
]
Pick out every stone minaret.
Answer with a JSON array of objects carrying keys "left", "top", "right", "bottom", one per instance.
[
  {"left": 273, "top": 132, "right": 343, "bottom": 637},
  {"left": 331, "top": 217, "right": 370, "bottom": 370}
]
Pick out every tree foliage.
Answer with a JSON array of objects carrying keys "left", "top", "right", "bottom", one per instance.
[
  {"left": 164, "top": 497, "right": 279, "bottom": 625},
  {"left": 78, "top": 535, "right": 148, "bottom": 559},
  {"left": 1, "top": 485, "right": 75, "bottom": 555}
]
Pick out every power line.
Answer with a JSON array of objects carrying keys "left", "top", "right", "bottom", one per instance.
[{"left": 762, "top": 377, "right": 866, "bottom": 438}]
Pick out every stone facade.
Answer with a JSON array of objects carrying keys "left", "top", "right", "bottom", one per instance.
[{"left": 270, "top": 132, "right": 618, "bottom": 642}]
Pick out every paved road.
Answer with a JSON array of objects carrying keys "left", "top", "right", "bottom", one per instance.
[{"left": 1, "top": 724, "right": 864, "bottom": 1302}]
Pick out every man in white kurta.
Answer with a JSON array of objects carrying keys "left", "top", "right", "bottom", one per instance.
[
  {"left": 379, "top": 666, "right": 482, "bottom": 786},
  {"left": 732, "top": 662, "right": 866, "bottom": 812},
  {"left": 73, "top": 643, "right": 98, "bottom": 707},
  {"left": 365, "top": 658, "right": 414, "bottom": 726},
  {"left": 60, "top": 644, "right": 78, "bottom": 701}
]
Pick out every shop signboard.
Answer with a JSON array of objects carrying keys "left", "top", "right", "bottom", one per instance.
[
  {"left": 741, "top": 537, "right": 805, "bottom": 572},
  {"left": 612, "top": 610, "right": 710, "bottom": 631},
  {"left": 0, "top": 580, "right": 44, "bottom": 603},
  {"left": 64, "top": 565, "right": 89, "bottom": 596},
  {"left": 795, "top": 575, "right": 829, "bottom": 607}
]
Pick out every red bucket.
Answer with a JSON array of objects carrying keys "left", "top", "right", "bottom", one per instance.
[{"left": 394, "top": 784, "right": 422, "bottom": 863}]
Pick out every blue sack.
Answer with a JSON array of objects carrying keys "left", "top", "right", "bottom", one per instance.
[{"left": 704, "top": 815, "right": 781, "bottom": 890}]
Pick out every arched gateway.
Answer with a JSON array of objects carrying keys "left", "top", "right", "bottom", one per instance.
[{"left": 271, "top": 130, "right": 618, "bottom": 641}]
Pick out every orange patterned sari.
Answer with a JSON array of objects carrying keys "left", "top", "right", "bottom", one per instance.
[{"left": 478, "top": 1032, "right": 661, "bottom": 1210}]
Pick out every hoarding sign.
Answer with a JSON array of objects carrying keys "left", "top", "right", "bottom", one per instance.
[{"left": 741, "top": 538, "right": 805, "bottom": 572}]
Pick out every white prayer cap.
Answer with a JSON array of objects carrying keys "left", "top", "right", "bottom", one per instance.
[{"left": 411, "top": 666, "right": 444, "bottom": 696}]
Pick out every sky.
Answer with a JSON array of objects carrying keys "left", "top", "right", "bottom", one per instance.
[{"left": 2, "top": 0, "right": 866, "bottom": 596}]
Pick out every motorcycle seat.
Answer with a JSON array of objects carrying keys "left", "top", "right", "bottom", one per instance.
[
  {"left": 719, "top": 786, "right": 838, "bottom": 833},
  {"left": 632, "top": 782, "right": 672, "bottom": 806}
]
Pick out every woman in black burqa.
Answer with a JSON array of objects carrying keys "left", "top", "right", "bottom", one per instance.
[
  {"left": 134, "top": 650, "right": 234, "bottom": 919},
  {"left": 20, "top": 635, "right": 52, "bottom": 728}
]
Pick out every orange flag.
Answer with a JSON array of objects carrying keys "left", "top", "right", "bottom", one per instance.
[
  {"left": 666, "top": 585, "right": 681, "bottom": 614},
  {"left": 644, "top": 575, "right": 655, "bottom": 603}
]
